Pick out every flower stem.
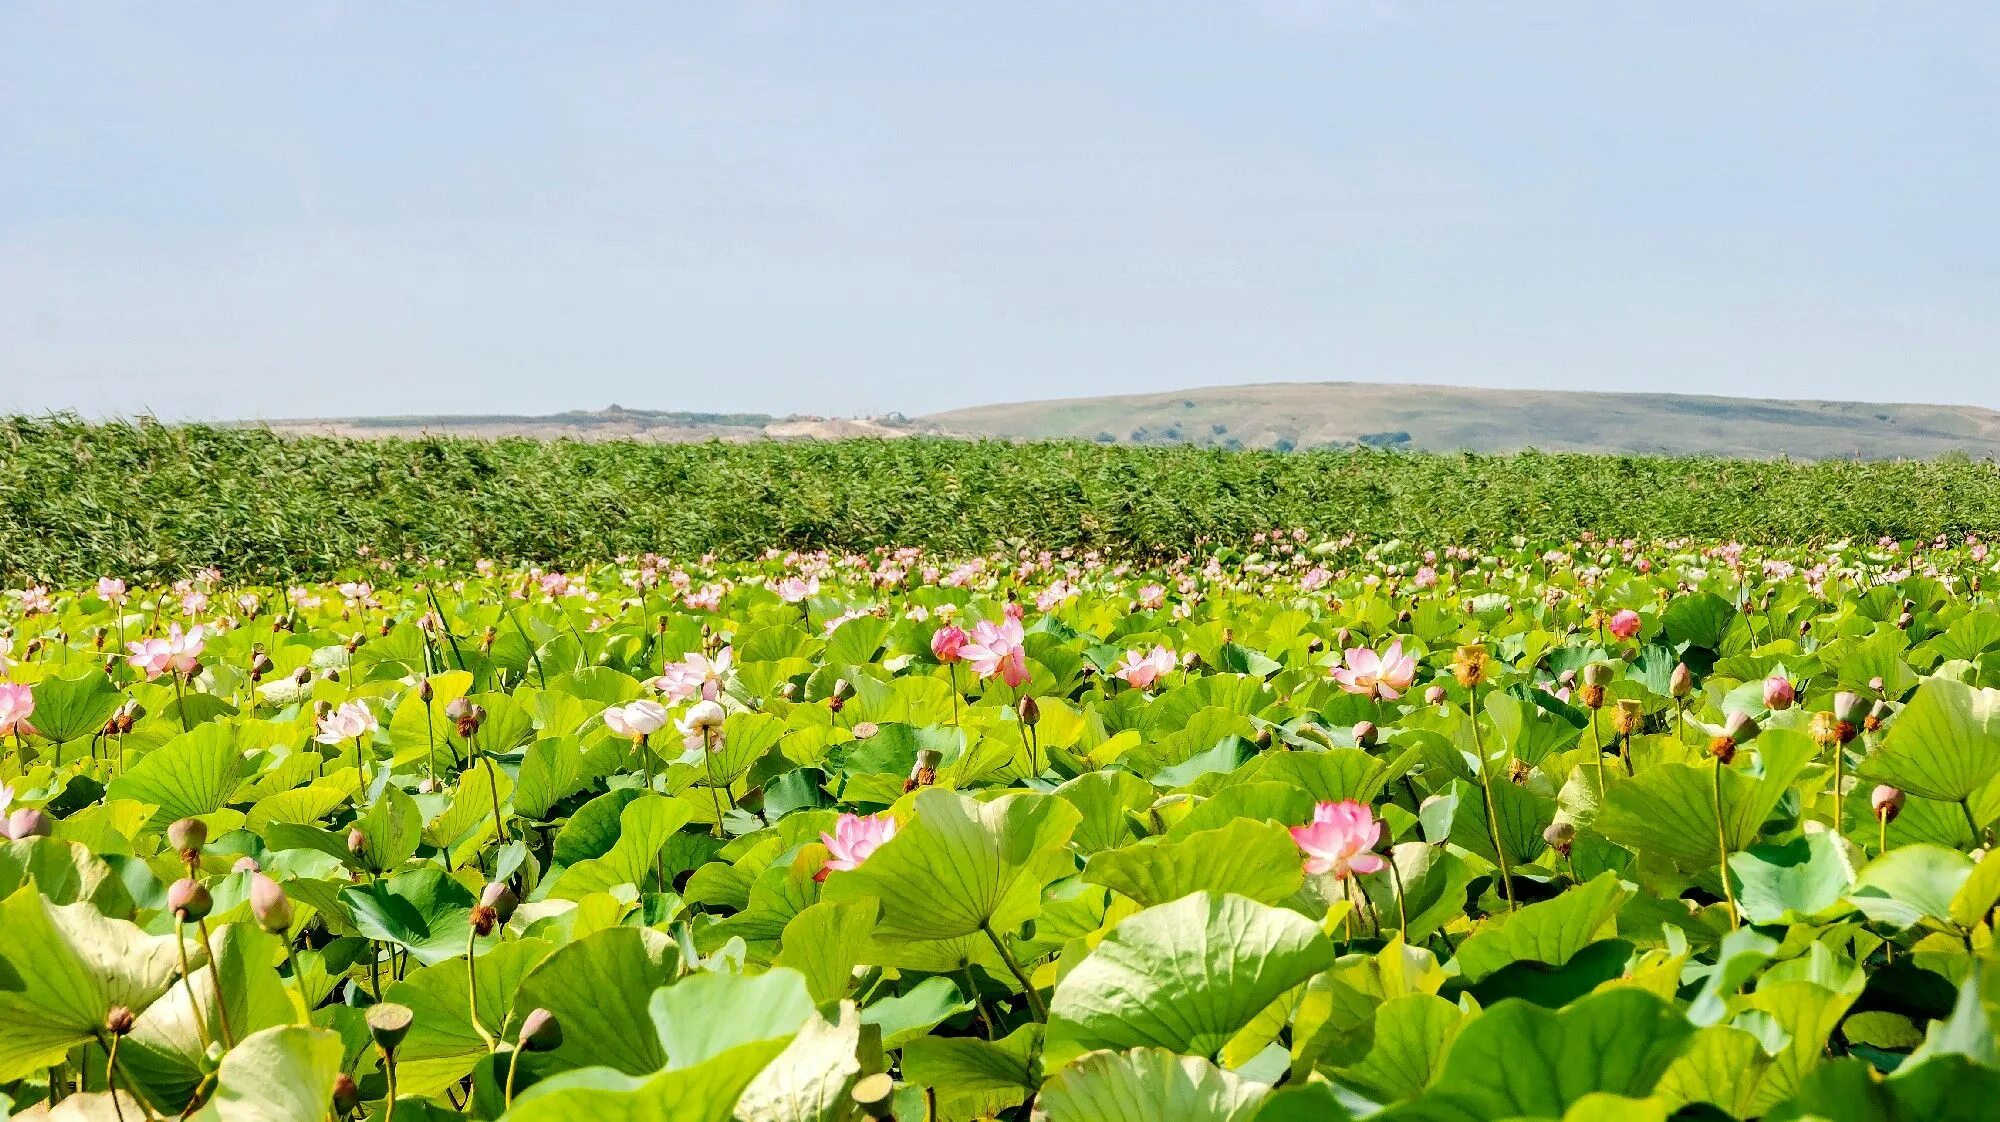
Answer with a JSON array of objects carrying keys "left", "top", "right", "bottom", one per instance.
[
  {"left": 979, "top": 922, "right": 1046, "bottom": 1022},
  {"left": 1714, "top": 759, "right": 1740, "bottom": 929},
  {"left": 1469, "top": 686, "right": 1515, "bottom": 912}
]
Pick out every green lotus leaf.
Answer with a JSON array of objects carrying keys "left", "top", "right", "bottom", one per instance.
[
  {"left": 1848, "top": 843, "right": 1974, "bottom": 928},
  {"left": 1598, "top": 729, "right": 1815, "bottom": 868},
  {"left": 105, "top": 722, "right": 248, "bottom": 829},
  {"left": 1859, "top": 678, "right": 2000, "bottom": 804},
  {"left": 385, "top": 937, "right": 555, "bottom": 1096},
  {"left": 1046, "top": 891, "right": 1335, "bottom": 1066},
  {"left": 0, "top": 885, "right": 186, "bottom": 1081},
  {"left": 858, "top": 976, "right": 973, "bottom": 1049},
  {"left": 186, "top": 1025, "right": 344, "bottom": 1122},
  {"left": 1399, "top": 989, "right": 1694, "bottom": 1121},
  {"left": 1663, "top": 592, "right": 1736, "bottom": 650},
  {"left": 650, "top": 968, "right": 817, "bottom": 1070},
  {"left": 119, "top": 923, "right": 299, "bottom": 1110},
  {"left": 900, "top": 1025, "right": 1041, "bottom": 1122},
  {"left": 0, "top": 837, "right": 134, "bottom": 914},
  {"left": 1453, "top": 873, "right": 1632, "bottom": 983},
  {"left": 774, "top": 898, "right": 879, "bottom": 1005},
  {"left": 1727, "top": 831, "right": 1856, "bottom": 925},
  {"left": 341, "top": 866, "right": 477, "bottom": 965},
  {"left": 821, "top": 788, "right": 1080, "bottom": 942},
  {"left": 547, "top": 794, "right": 691, "bottom": 901},
  {"left": 514, "top": 925, "right": 679, "bottom": 1075},
  {"left": 26, "top": 672, "right": 121, "bottom": 745},
  {"left": 1081, "top": 817, "right": 1303, "bottom": 907},
  {"left": 1036, "top": 1048, "right": 1268, "bottom": 1122},
  {"left": 1334, "top": 993, "right": 1466, "bottom": 1104},
  {"left": 732, "top": 1005, "right": 861, "bottom": 1122},
  {"left": 352, "top": 782, "right": 424, "bottom": 870},
  {"left": 1053, "top": 770, "right": 1152, "bottom": 855}
]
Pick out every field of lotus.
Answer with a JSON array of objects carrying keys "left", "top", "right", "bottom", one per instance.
[{"left": 2, "top": 533, "right": 2000, "bottom": 1121}]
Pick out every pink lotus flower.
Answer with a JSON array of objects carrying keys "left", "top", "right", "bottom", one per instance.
[
  {"left": 1291, "top": 800, "right": 1386, "bottom": 878},
  {"left": 931, "top": 625, "right": 969, "bottom": 664},
  {"left": 0, "top": 684, "right": 34, "bottom": 737},
  {"left": 1113, "top": 645, "right": 1177, "bottom": 690},
  {"left": 775, "top": 575, "right": 820, "bottom": 603},
  {"left": 1608, "top": 609, "right": 1642, "bottom": 641},
  {"left": 651, "top": 648, "right": 732, "bottom": 703},
  {"left": 97, "top": 577, "right": 128, "bottom": 604},
  {"left": 685, "top": 584, "right": 724, "bottom": 611},
  {"left": 126, "top": 624, "right": 206, "bottom": 680},
  {"left": 314, "top": 700, "right": 378, "bottom": 745},
  {"left": 1330, "top": 641, "right": 1416, "bottom": 700},
  {"left": 959, "top": 618, "right": 1030, "bottom": 688},
  {"left": 1136, "top": 583, "right": 1166, "bottom": 611},
  {"left": 816, "top": 812, "right": 897, "bottom": 882}
]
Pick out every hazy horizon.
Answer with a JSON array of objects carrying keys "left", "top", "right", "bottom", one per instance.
[{"left": 6, "top": 3, "right": 1998, "bottom": 420}]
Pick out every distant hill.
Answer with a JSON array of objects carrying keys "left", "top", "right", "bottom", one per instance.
[
  {"left": 921, "top": 382, "right": 2000, "bottom": 459},
  {"left": 251, "top": 382, "right": 2000, "bottom": 460}
]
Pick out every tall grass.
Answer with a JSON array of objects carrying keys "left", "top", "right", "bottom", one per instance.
[{"left": 3, "top": 416, "right": 1996, "bottom": 582}]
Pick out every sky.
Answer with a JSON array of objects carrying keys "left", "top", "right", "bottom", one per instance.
[{"left": 3, "top": 2, "right": 1998, "bottom": 420}]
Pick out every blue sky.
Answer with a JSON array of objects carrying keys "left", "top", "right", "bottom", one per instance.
[{"left": 4, "top": 2, "right": 1997, "bottom": 419}]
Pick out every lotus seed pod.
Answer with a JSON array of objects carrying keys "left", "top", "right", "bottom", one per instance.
[
  {"left": 167, "top": 877, "right": 212, "bottom": 922},
  {"left": 517, "top": 1007, "right": 563, "bottom": 1052},
  {"left": 1542, "top": 820, "right": 1575, "bottom": 855},
  {"left": 166, "top": 817, "right": 207, "bottom": 856},
  {"left": 1871, "top": 785, "right": 1905, "bottom": 823},
  {"left": 445, "top": 697, "right": 472, "bottom": 722},
  {"left": 1833, "top": 691, "right": 1869, "bottom": 723},
  {"left": 366, "top": 1002, "right": 414, "bottom": 1053},
  {"left": 1868, "top": 676, "right": 1886, "bottom": 695},
  {"left": 5, "top": 808, "right": 50, "bottom": 840},
  {"left": 1424, "top": 685, "right": 1447, "bottom": 706},
  {"left": 249, "top": 873, "right": 293, "bottom": 934},
  {"left": 1581, "top": 662, "right": 1614, "bottom": 687}
]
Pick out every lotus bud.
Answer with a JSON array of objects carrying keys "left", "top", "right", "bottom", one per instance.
[
  {"left": 167, "top": 877, "right": 212, "bottom": 923},
  {"left": 1017, "top": 696, "right": 1041, "bottom": 728},
  {"left": 1352, "top": 720, "right": 1378, "bottom": 747},
  {"left": 167, "top": 817, "right": 208, "bottom": 859},
  {"left": 517, "top": 1007, "right": 563, "bottom": 1052},
  {"left": 105, "top": 1005, "right": 136, "bottom": 1036},
  {"left": 332, "top": 1072, "right": 361, "bottom": 1116},
  {"left": 1670, "top": 663, "right": 1694, "bottom": 698},
  {"left": 366, "top": 1002, "right": 414, "bottom": 1053},
  {"left": 417, "top": 677, "right": 434, "bottom": 703},
  {"left": 1543, "top": 820, "right": 1575, "bottom": 857},
  {"left": 1762, "top": 674, "right": 1795, "bottom": 711},
  {"left": 1424, "top": 684, "right": 1447, "bottom": 706},
  {"left": 1723, "top": 710, "right": 1760, "bottom": 744},
  {"left": 1871, "top": 785, "right": 1905, "bottom": 822},
  {"left": 1868, "top": 676, "right": 1886, "bottom": 695},
  {"left": 232, "top": 855, "right": 261, "bottom": 873},
  {"left": 346, "top": 827, "right": 369, "bottom": 862},
  {"left": 249, "top": 873, "right": 293, "bottom": 934},
  {"left": 293, "top": 666, "right": 312, "bottom": 686},
  {"left": 684, "top": 699, "right": 726, "bottom": 731},
  {"left": 5, "top": 808, "right": 50, "bottom": 839},
  {"left": 249, "top": 652, "right": 274, "bottom": 679},
  {"left": 1833, "top": 691, "right": 1868, "bottom": 724}
]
